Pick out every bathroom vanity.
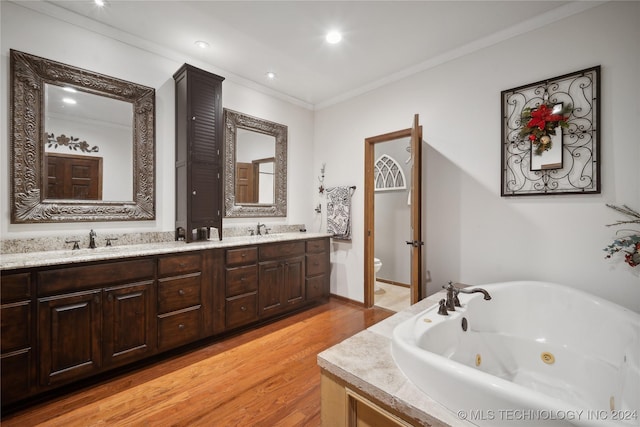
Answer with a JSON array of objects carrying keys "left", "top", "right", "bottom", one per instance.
[{"left": 0, "top": 233, "right": 330, "bottom": 408}]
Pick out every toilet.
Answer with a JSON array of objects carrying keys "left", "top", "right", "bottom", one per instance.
[{"left": 374, "top": 257, "right": 383, "bottom": 294}]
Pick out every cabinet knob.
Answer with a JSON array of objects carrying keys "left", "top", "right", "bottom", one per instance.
[
  {"left": 241, "top": 253, "right": 246, "bottom": 257},
  {"left": 192, "top": 190, "right": 197, "bottom": 196},
  {"left": 178, "top": 289, "right": 185, "bottom": 296},
  {"left": 240, "top": 306, "right": 247, "bottom": 312},
  {"left": 192, "top": 116, "right": 196, "bottom": 121},
  {"left": 178, "top": 324, "right": 185, "bottom": 330},
  {"left": 240, "top": 277, "right": 245, "bottom": 282}
]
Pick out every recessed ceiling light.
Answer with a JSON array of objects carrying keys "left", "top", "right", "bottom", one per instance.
[
  {"left": 326, "top": 31, "right": 342, "bottom": 44},
  {"left": 194, "top": 40, "right": 210, "bottom": 49},
  {"left": 266, "top": 71, "right": 277, "bottom": 80},
  {"left": 62, "top": 98, "right": 77, "bottom": 105},
  {"left": 94, "top": 0, "right": 105, "bottom": 7}
]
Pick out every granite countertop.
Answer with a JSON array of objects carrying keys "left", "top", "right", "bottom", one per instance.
[
  {"left": 317, "top": 293, "right": 475, "bottom": 427},
  {"left": 0, "top": 232, "right": 332, "bottom": 271}
]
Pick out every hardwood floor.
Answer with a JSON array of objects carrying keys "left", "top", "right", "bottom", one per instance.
[{"left": 2, "top": 299, "right": 393, "bottom": 426}]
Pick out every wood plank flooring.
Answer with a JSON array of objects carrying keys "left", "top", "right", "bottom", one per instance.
[{"left": 2, "top": 299, "right": 393, "bottom": 427}]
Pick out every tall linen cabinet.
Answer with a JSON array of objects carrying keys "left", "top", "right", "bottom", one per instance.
[{"left": 173, "top": 64, "right": 225, "bottom": 242}]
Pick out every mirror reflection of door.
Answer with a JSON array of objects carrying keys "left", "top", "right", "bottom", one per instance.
[
  {"left": 45, "top": 152, "right": 103, "bottom": 200},
  {"left": 44, "top": 83, "right": 133, "bottom": 201},
  {"left": 235, "top": 128, "right": 276, "bottom": 205}
]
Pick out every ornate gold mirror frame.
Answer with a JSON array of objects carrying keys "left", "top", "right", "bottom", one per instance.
[{"left": 10, "top": 49, "right": 155, "bottom": 223}]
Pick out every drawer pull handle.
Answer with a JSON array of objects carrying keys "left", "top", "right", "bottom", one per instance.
[
  {"left": 178, "top": 289, "right": 185, "bottom": 296},
  {"left": 178, "top": 324, "right": 185, "bottom": 330},
  {"left": 240, "top": 306, "right": 247, "bottom": 311},
  {"left": 241, "top": 253, "right": 246, "bottom": 257},
  {"left": 179, "top": 262, "right": 186, "bottom": 267}
]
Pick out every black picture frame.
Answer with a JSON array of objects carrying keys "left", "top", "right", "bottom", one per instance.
[{"left": 501, "top": 66, "right": 600, "bottom": 196}]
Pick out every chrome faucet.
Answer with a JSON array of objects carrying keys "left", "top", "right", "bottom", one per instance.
[
  {"left": 89, "top": 229, "right": 97, "bottom": 249},
  {"left": 442, "top": 281, "right": 491, "bottom": 312},
  {"left": 256, "top": 222, "right": 266, "bottom": 236}
]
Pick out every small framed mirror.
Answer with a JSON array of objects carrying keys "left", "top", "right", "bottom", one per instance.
[
  {"left": 10, "top": 50, "right": 155, "bottom": 223},
  {"left": 223, "top": 109, "right": 287, "bottom": 217}
]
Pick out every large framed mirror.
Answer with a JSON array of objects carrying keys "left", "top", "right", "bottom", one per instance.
[
  {"left": 223, "top": 109, "right": 287, "bottom": 217},
  {"left": 10, "top": 49, "right": 155, "bottom": 223}
]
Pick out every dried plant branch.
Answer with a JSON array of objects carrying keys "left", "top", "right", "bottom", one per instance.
[{"left": 605, "top": 204, "right": 640, "bottom": 227}]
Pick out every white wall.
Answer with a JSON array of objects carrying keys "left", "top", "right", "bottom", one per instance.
[
  {"left": 315, "top": 2, "right": 640, "bottom": 311},
  {"left": 1, "top": 2, "right": 315, "bottom": 239}
]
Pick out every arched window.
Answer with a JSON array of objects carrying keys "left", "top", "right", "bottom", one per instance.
[{"left": 374, "top": 154, "right": 406, "bottom": 191}]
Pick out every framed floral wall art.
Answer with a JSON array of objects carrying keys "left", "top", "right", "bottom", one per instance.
[{"left": 501, "top": 66, "right": 600, "bottom": 196}]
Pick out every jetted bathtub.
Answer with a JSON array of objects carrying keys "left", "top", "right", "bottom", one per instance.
[{"left": 391, "top": 281, "right": 640, "bottom": 426}]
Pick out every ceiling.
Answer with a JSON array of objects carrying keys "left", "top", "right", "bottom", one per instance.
[{"left": 29, "top": 1, "right": 590, "bottom": 109}]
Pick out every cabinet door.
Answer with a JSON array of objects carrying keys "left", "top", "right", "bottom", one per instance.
[
  {"left": 38, "top": 290, "right": 102, "bottom": 387},
  {"left": 258, "top": 260, "right": 283, "bottom": 316},
  {"left": 103, "top": 281, "right": 155, "bottom": 367},
  {"left": 258, "top": 256, "right": 305, "bottom": 317},
  {"left": 283, "top": 256, "right": 305, "bottom": 307}
]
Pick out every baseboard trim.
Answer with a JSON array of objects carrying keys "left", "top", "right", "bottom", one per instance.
[
  {"left": 377, "top": 278, "right": 410, "bottom": 288},
  {"left": 330, "top": 293, "right": 364, "bottom": 307}
]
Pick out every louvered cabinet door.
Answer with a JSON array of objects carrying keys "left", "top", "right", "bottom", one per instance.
[{"left": 173, "top": 64, "right": 225, "bottom": 242}]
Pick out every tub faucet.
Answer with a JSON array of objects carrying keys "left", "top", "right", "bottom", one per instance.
[
  {"left": 89, "top": 229, "right": 97, "bottom": 249},
  {"left": 442, "top": 281, "right": 491, "bottom": 312}
]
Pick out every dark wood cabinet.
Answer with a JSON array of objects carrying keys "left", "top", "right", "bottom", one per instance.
[
  {"left": 37, "top": 289, "right": 102, "bottom": 387},
  {"left": 36, "top": 259, "right": 156, "bottom": 388},
  {"left": 1, "top": 236, "right": 329, "bottom": 409},
  {"left": 1, "top": 272, "right": 35, "bottom": 404},
  {"left": 258, "top": 241, "right": 306, "bottom": 318},
  {"left": 224, "top": 247, "right": 259, "bottom": 330},
  {"left": 157, "top": 252, "right": 205, "bottom": 351},
  {"left": 174, "top": 64, "right": 225, "bottom": 242},
  {"left": 103, "top": 281, "right": 155, "bottom": 367},
  {"left": 305, "top": 239, "right": 330, "bottom": 302}
]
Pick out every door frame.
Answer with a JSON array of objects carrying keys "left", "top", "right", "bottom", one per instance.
[{"left": 364, "top": 117, "right": 423, "bottom": 308}]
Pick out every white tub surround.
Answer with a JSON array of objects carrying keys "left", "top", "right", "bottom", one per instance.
[
  {"left": 317, "top": 293, "right": 474, "bottom": 427},
  {"left": 392, "top": 281, "right": 640, "bottom": 427}
]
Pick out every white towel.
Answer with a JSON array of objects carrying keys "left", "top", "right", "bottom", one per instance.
[{"left": 326, "top": 186, "right": 353, "bottom": 241}]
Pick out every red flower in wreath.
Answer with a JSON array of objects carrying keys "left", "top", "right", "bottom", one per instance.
[
  {"left": 526, "top": 104, "right": 569, "bottom": 130},
  {"left": 519, "top": 102, "right": 572, "bottom": 155}
]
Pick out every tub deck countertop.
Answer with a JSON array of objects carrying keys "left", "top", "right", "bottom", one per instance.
[
  {"left": 0, "top": 232, "right": 332, "bottom": 271},
  {"left": 317, "top": 293, "right": 475, "bottom": 427}
]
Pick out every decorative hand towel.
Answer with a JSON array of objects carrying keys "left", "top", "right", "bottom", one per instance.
[{"left": 326, "top": 186, "right": 353, "bottom": 241}]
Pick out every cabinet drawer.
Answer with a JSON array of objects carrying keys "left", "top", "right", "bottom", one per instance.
[
  {"left": 306, "top": 253, "right": 327, "bottom": 277},
  {"left": 158, "top": 306, "right": 202, "bottom": 350},
  {"left": 225, "top": 293, "right": 258, "bottom": 330},
  {"left": 1, "top": 272, "right": 31, "bottom": 302},
  {"left": 306, "top": 238, "right": 328, "bottom": 254},
  {"left": 1, "top": 349, "right": 33, "bottom": 404},
  {"left": 158, "top": 253, "right": 202, "bottom": 277},
  {"left": 225, "top": 265, "right": 258, "bottom": 297},
  {"left": 306, "top": 275, "right": 327, "bottom": 301},
  {"left": 158, "top": 273, "right": 201, "bottom": 314},
  {"left": 226, "top": 247, "right": 258, "bottom": 267},
  {"left": 38, "top": 259, "right": 154, "bottom": 296},
  {"left": 1, "top": 301, "right": 31, "bottom": 352},
  {"left": 259, "top": 241, "right": 305, "bottom": 261}
]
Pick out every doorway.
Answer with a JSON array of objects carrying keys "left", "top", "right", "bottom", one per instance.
[{"left": 364, "top": 115, "right": 423, "bottom": 309}]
